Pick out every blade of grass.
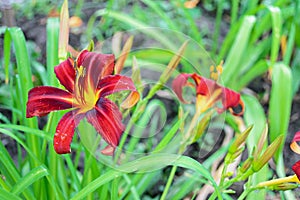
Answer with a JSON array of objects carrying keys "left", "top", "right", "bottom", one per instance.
[
  {"left": 269, "top": 63, "right": 292, "bottom": 160},
  {"left": 221, "top": 16, "right": 256, "bottom": 86},
  {"left": 242, "top": 94, "right": 268, "bottom": 199},
  {"left": 212, "top": 0, "right": 224, "bottom": 57},
  {"left": 283, "top": 23, "right": 295, "bottom": 65},
  {"left": 0, "top": 187, "right": 22, "bottom": 200},
  {"left": 268, "top": 62, "right": 293, "bottom": 199},
  {"left": 268, "top": 6, "right": 282, "bottom": 68},
  {"left": 46, "top": 17, "right": 59, "bottom": 86},
  {"left": 291, "top": 49, "right": 300, "bottom": 96},
  {"left": 231, "top": 0, "right": 239, "bottom": 27}
]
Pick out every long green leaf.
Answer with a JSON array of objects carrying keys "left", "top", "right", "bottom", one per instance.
[
  {"left": 269, "top": 63, "right": 292, "bottom": 160},
  {"left": 268, "top": 6, "right": 282, "bottom": 67},
  {"left": 70, "top": 154, "right": 221, "bottom": 200},
  {"left": 11, "top": 166, "right": 48, "bottom": 195},
  {"left": 221, "top": 16, "right": 256, "bottom": 86},
  {"left": 0, "top": 187, "right": 22, "bottom": 200},
  {"left": 242, "top": 94, "right": 268, "bottom": 199},
  {"left": 46, "top": 17, "right": 59, "bottom": 86}
]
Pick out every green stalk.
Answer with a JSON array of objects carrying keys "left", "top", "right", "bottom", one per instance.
[
  {"left": 212, "top": 0, "right": 224, "bottom": 57},
  {"left": 231, "top": 0, "right": 239, "bottom": 27}
]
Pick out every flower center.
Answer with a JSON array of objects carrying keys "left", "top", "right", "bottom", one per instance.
[{"left": 74, "top": 66, "right": 98, "bottom": 113}]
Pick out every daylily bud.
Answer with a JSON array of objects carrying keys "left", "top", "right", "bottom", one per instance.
[
  {"left": 228, "top": 125, "right": 253, "bottom": 154},
  {"left": 252, "top": 135, "right": 284, "bottom": 172},
  {"left": 178, "top": 105, "right": 185, "bottom": 134},
  {"left": 147, "top": 41, "right": 188, "bottom": 99},
  {"left": 269, "top": 183, "right": 298, "bottom": 191},
  {"left": 191, "top": 110, "right": 212, "bottom": 143},
  {"left": 257, "top": 174, "right": 300, "bottom": 188},
  {"left": 115, "top": 36, "right": 134, "bottom": 74},
  {"left": 131, "top": 56, "right": 143, "bottom": 94},
  {"left": 257, "top": 125, "right": 268, "bottom": 152},
  {"left": 239, "top": 157, "right": 254, "bottom": 174},
  {"left": 86, "top": 40, "right": 94, "bottom": 52}
]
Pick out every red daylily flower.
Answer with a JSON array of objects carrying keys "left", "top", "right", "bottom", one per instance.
[
  {"left": 26, "top": 50, "right": 140, "bottom": 155},
  {"left": 172, "top": 73, "right": 244, "bottom": 115},
  {"left": 292, "top": 160, "right": 300, "bottom": 182}
]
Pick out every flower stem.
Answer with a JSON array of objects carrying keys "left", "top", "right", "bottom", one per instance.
[
  {"left": 160, "top": 108, "right": 201, "bottom": 199},
  {"left": 160, "top": 165, "right": 178, "bottom": 200}
]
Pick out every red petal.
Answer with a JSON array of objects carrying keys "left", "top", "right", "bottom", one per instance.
[
  {"left": 172, "top": 73, "right": 192, "bottom": 103},
  {"left": 26, "top": 86, "right": 73, "bottom": 118},
  {"left": 53, "top": 110, "right": 84, "bottom": 154},
  {"left": 191, "top": 74, "right": 219, "bottom": 96},
  {"left": 86, "top": 98, "right": 124, "bottom": 154},
  {"left": 54, "top": 58, "right": 75, "bottom": 93},
  {"left": 97, "top": 75, "right": 140, "bottom": 108},
  {"left": 292, "top": 160, "right": 300, "bottom": 180},
  {"left": 291, "top": 131, "right": 300, "bottom": 154},
  {"left": 97, "top": 75, "right": 137, "bottom": 96},
  {"left": 221, "top": 88, "right": 240, "bottom": 109},
  {"left": 76, "top": 50, "right": 115, "bottom": 90},
  {"left": 101, "top": 145, "right": 115, "bottom": 156},
  {"left": 221, "top": 87, "right": 244, "bottom": 115}
]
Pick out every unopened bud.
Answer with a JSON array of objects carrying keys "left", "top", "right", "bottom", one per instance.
[
  {"left": 269, "top": 183, "right": 298, "bottom": 191},
  {"left": 252, "top": 135, "right": 284, "bottom": 172},
  {"left": 191, "top": 111, "right": 212, "bottom": 143},
  {"left": 239, "top": 157, "right": 254, "bottom": 173},
  {"left": 228, "top": 125, "right": 253, "bottom": 154}
]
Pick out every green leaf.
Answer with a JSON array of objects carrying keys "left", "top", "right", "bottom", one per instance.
[
  {"left": 0, "top": 187, "right": 22, "bottom": 200},
  {"left": 46, "top": 17, "right": 59, "bottom": 86},
  {"left": 242, "top": 94, "right": 268, "bottom": 200},
  {"left": 70, "top": 154, "right": 221, "bottom": 200},
  {"left": 268, "top": 6, "right": 282, "bottom": 67},
  {"left": 11, "top": 166, "right": 48, "bottom": 195},
  {"left": 269, "top": 63, "right": 292, "bottom": 160},
  {"left": 221, "top": 16, "right": 256, "bottom": 86}
]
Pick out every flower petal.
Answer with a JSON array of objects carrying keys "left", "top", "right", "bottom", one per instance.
[
  {"left": 76, "top": 50, "right": 115, "bottom": 90},
  {"left": 26, "top": 86, "right": 73, "bottom": 118},
  {"left": 191, "top": 74, "right": 218, "bottom": 96},
  {"left": 53, "top": 110, "right": 84, "bottom": 154},
  {"left": 101, "top": 145, "right": 115, "bottom": 156},
  {"left": 290, "top": 131, "right": 300, "bottom": 154},
  {"left": 121, "top": 91, "right": 140, "bottom": 109},
  {"left": 172, "top": 73, "right": 193, "bottom": 103},
  {"left": 86, "top": 98, "right": 124, "bottom": 155},
  {"left": 292, "top": 160, "right": 300, "bottom": 181},
  {"left": 221, "top": 87, "right": 244, "bottom": 116},
  {"left": 54, "top": 58, "right": 76, "bottom": 93},
  {"left": 97, "top": 75, "right": 136, "bottom": 95},
  {"left": 97, "top": 75, "right": 140, "bottom": 108}
]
